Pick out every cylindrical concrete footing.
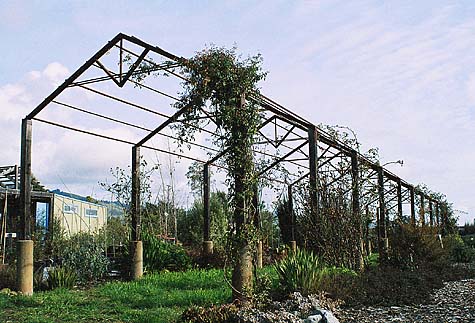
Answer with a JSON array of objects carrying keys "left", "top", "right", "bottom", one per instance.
[
  {"left": 17, "top": 240, "right": 34, "bottom": 295},
  {"left": 289, "top": 240, "right": 297, "bottom": 254},
  {"left": 256, "top": 241, "right": 263, "bottom": 269},
  {"left": 203, "top": 240, "right": 214, "bottom": 256},
  {"left": 130, "top": 240, "right": 143, "bottom": 280}
]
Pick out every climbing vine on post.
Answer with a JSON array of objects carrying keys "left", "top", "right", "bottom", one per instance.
[{"left": 174, "top": 46, "right": 267, "bottom": 301}]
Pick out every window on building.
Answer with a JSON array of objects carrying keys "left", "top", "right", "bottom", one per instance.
[
  {"left": 85, "top": 209, "right": 98, "bottom": 217},
  {"left": 63, "top": 204, "right": 77, "bottom": 214}
]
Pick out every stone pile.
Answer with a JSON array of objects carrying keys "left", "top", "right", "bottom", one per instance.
[
  {"left": 236, "top": 292, "right": 341, "bottom": 323},
  {"left": 335, "top": 279, "right": 475, "bottom": 323}
]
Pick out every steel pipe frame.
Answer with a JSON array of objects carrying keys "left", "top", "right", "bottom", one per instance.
[{"left": 20, "top": 34, "right": 447, "bottom": 293}]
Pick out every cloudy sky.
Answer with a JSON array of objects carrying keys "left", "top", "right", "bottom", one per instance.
[{"left": 1, "top": 0, "right": 474, "bottom": 224}]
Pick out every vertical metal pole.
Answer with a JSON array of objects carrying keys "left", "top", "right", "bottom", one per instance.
[
  {"left": 131, "top": 146, "right": 141, "bottom": 241},
  {"left": 252, "top": 183, "right": 260, "bottom": 229},
  {"left": 308, "top": 125, "right": 318, "bottom": 223},
  {"left": 19, "top": 119, "right": 32, "bottom": 240},
  {"left": 435, "top": 201, "right": 440, "bottom": 227},
  {"left": 377, "top": 166, "right": 386, "bottom": 259},
  {"left": 252, "top": 183, "right": 262, "bottom": 268},
  {"left": 351, "top": 150, "right": 363, "bottom": 270},
  {"left": 419, "top": 194, "right": 425, "bottom": 226},
  {"left": 429, "top": 200, "right": 434, "bottom": 227},
  {"left": 203, "top": 163, "right": 211, "bottom": 242},
  {"left": 397, "top": 179, "right": 403, "bottom": 221},
  {"left": 410, "top": 186, "right": 416, "bottom": 226},
  {"left": 14, "top": 165, "right": 19, "bottom": 190},
  {"left": 131, "top": 146, "right": 143, "bottom": 280},
  {"left": 288, "top": 185, "right": 295, "bottom": 242}
]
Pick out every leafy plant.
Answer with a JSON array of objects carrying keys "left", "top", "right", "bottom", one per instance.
[
  {"left": 46, "top": 267, "right": 77, "bottom": 290},
  {"left": 181, "top": 304, "right": 238, "bottom": 323},
  {"left": 142, "top": 231, "right": 191, "bottom": 272},
  {"left": 60, "top": 233, "right": 109, "bottom": 283},
  {"left": 445, "top": 234, "right": 475, "bottom": 263},
  {"left": 275, "top": 248, "right": 327, "bottom": 295}
]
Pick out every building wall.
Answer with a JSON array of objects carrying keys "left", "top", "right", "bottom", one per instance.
[{"left": 53, "top": 195, "right": 107, "bottom": 236}]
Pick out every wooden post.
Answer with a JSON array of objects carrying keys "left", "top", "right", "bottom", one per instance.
[{"left": 131, "top": 146, "right": 143, "bottom": 279}]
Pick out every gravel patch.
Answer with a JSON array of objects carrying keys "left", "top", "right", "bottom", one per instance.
[{"left": 335, "top": 279, "right": 475, "bottom": 323}]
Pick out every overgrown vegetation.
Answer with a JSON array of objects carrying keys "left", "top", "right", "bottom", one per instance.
[
  {"left": 60, "top": 233, "right": 110, "bottom": 283},
  {"left": 142, "top": 231, "right": 191, "bottom": 272}
]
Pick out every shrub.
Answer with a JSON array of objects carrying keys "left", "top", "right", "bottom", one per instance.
[
  {"left": 0, "top": 264, "right": 16, "bottom": 289},
  {"left": 181, "top": 304, "right": 238, "bottom": 323},
  {"left": 445, "top": 234, "right": 475, "bottom": 263},
  {"left": 46, "top": 267, "right": 77, "bottom": 290},
  {"left": 61, "top": 233, "right": 110, "bottom": 283},
  {"left": 386, "top": 224, "right": 448, "bottom": 269},
  {"left": 275, "top": 248, "right": 327, "bottom": 295},
  {"left": 143, "top": 231, "right": 192, "bottom": 272}
]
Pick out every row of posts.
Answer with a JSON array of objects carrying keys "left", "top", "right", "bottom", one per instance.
[
  {"left": 200, "top": 125, "right": 446, "bottom": 267},
  {"left": 17, "top": 119, "right": 446, "bottom": 295}
]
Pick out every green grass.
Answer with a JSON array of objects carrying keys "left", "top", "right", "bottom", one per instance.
[
  {"left": 0, "top": 269, "right": 231, "bottom": 323},
  {"left": 366, "top": 252, "right": 379, "bottom": 267}
]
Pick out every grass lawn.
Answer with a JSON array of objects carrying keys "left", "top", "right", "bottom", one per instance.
[{"left": 0, "top": 269, "right": 232, "bottom": 323}]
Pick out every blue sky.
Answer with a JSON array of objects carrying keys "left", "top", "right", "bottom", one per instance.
[{"left": 1, "top": 0, "right": 475, "bottom": 224}]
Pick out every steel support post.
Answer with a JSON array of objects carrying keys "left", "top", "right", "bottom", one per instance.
[
  {"left": 429, "top": 200, "right": 434, "bottom": 227},
  {"left": 252, "top": 184, "right": 263, "bottom": 268},
  {"left": 435, "top": 202, "right": 440, "bottom": 227},
  {"left": 131, "top": 146, "right": 143, "bottom": 279},
  {"left": 410, "top": 186, "right": 416, "bottom": 226},
  {"left": 202, "top": 163, "right": 213, "bottom": 255},
  {"left": 377, "top": 166, "right": 387, "bottom": 259},
  {"left": 351, "top": 150, "right": 363, "bottom": 270},
  {"left": 18, "top": 118, "right": 33, "bottom": 295},
  {"left": 308, "top": 125, "right": 318, "bottom": 223},
  {"left": 397, "top": 179, "right": 403, "bottom": 221},
  {"left": 419, "top": 194, "right": 425, "bottom": 226},
  {"left": 288, "top": 185, "right": 296, "bottom": 249}
]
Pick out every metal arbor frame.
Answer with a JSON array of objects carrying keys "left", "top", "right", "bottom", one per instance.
[{"left": 17, "top": 33, "right": 446, "bottom": 294}]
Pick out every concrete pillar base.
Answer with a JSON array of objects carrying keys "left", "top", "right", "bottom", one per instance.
[
  {"left": 289, "top": 240, "right": 297, "bottom": 254},
  {"left": 130, "top": 240, "right": 143, "bottom": 280},
  {"left": 256, "top": 241, "right": 263, "bottom": 269},
  {"left": 203, "top": 240, "right": 214, "bottom": 256},
  {"left": 17, "top": 240, "right": 34, "bottom": 295}
]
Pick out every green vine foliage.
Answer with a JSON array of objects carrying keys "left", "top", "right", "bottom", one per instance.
[{"left": 174, "top": 47, "right": 267, "bottom": 236}]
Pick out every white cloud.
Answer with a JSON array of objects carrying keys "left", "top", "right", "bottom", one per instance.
[{"left": 43, "top": 62, "right": 70, "bottom": 84}]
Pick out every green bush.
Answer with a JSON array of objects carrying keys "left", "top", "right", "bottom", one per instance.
[
  {"left": 275, "top": 248, "right": 327, "bottom": 295},
  {"left": 46, "top": 267, "right": 77, "bottom": 290},
  {"left": 387, "top": 224, "right": 448, "bottom": 269},
  {"left": 61, "top": 233, "right": 110, "bottom": 283},
  {"left": 181, "top": 304, "right": 238, "bottom": 323},
  {"left": 445, "top": 234, "right": 475, "bottom": 263},
  {"left": 143, "top": 231, "right": 192, "bottom": 272}
]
